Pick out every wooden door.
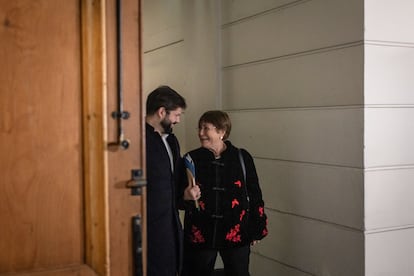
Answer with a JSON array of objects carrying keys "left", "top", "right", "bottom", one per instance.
[
  {"left": 0, "top": 0, "right": 145, "bottom": 275},
  {"left": 105, "top": 0, "right": 146, "bottom": 275}
]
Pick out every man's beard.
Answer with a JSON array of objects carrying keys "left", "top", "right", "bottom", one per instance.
[{"left": 160, "top": 117, "right": 173, "bottom": 134}]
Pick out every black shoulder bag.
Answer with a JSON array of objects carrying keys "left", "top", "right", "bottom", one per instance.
[{"left": 238, "top": 148, "right": 250, "bottom": 210}]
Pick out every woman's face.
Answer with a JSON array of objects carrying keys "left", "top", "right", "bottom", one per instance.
[{"left": 198, "top": 122, "right": 225, "bottom": 149}]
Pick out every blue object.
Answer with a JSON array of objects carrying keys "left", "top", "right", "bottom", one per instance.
[{"left": 184, "top": 153, "right": 195, "bottom": 176}]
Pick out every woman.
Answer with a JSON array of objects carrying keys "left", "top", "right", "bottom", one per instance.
[{"left": 181, "top": 110, "right": 268, "bottom": 276}]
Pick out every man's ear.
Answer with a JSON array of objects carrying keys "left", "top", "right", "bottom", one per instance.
[{"left": 157, "top": 107, "right": 166, "bottom": 118}]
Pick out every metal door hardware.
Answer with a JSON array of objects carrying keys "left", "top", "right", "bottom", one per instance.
[
  {"left": 126, "top": 169, "right": 147, "bottom": 196},
  {"left": 132, "top": 215, "right": 143, "bottom": 276},
  {"left": 108, "top": 0, "right": 130, "bottom": 151}
]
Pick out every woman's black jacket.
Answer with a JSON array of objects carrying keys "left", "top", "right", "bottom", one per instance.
[{"left": 182, "top": 140, "right": 268, "bottom": 249}]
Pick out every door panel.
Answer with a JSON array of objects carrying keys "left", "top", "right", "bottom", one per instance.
[
  {"left": 0, "top": 0, "right": 84, "bottom": 273},
  {"left": 106, "top": 0, "right": 145, "bottom": 275},
  {"left": 0, "top": 0, "right": 145, "bottom": 275}
]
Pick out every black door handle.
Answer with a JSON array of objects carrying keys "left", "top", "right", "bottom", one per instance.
[{"left": 126, "top": 169, "right": 147, "bottom": 196}]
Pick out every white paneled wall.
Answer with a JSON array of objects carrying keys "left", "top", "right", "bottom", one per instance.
[
  {"left": 365, "top": 228, "right": 414, "bottom": 276},
  {"left": 229, "top": 109, "right": 363, "bottom": 167},
  {"left": 141, "top": 0, "right": 184, "bottom": 53},
  {"left": 365, "top": 45, "right": 414, "bottom": 105},
  {"left": 142, "top": 0, "right": 221, "bottom": 152},
  {"left": 250, "top": 252, "right": 311, "bottom": 276},
  {"left": 364, "top": 1, "right": 414, "bottom": 275},
  {"left": 365, "top": 169, "right": 414, "bottom": 229},
  {"left": 142, "top": 0, "right": 187, "bottom": 144},
  {"left": 364, "top": 0, "right": 414, "bottom": 44},
  {"left": 142, "top": 0, "right": 414, "bottom": 275},
  {"left": 222, "top": 46, "right": 364, "bottom": 110},
  {"left": 221, "top": 0, "right": 363, "bottom": 67},
  {"left": 257, "top": 211, "right": 364, "bottom": 276},
  {"left": 221, "top": 0, "right": 294, "bottom": 24},
  {"left": 256, "top": 159, "right": 363, "bottom": 229},
  {"left": 365, "top": 108, "right": 414, "bottom": 167},
  {"left": 221, "top": 0, "right": 364, "bottom": 275}
]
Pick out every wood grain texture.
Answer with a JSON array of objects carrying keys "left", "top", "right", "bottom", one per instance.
[
  {"left": 105, "top": 0, "right": 146, "bottom": 274},
  {"left": 81, "top": 0, "right": 110, "bottom": 275},
  {"left": 0, "top": 0, "right": 84, "bottom": 273}
]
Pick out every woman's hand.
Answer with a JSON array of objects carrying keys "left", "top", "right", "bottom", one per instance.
[
  {"left": 251, "top": 240, "right": 260, "bottom": 246},
  {"left": 183, "top": 183, "right": 201, "bottom": 201}
]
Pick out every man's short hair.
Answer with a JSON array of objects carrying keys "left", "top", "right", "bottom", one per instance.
[{"left": 146, "top": 85, "right": 186, "bottom": 115}]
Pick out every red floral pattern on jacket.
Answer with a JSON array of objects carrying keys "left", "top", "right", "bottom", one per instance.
[{"left": 182, "top": 141, "right": 268, "bottom": 249}]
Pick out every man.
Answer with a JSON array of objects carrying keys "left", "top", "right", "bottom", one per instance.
[{"left": 145, "top": 85, "right": 199, "bottom": 275}]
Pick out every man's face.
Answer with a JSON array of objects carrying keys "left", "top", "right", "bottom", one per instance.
[{"left": 160, "top": 107, "right": 183, "bottom": 134}]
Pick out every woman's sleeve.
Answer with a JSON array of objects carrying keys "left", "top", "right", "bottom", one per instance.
[{"left": 241, "top": 149, "right": 268, "bottom": 241}]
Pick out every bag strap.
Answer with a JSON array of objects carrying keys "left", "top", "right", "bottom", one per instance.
[{"left": 238, "top": 148, "right": 250, "bottom": 205}]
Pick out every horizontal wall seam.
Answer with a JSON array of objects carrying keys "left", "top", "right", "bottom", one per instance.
[
  {"left": 266, "top": 207, "right": 363, "bottom": 232},
  {"left": 365, "top": 164, "right": 414, "bottom": 172},
  {"left": 221, "top": 0, "right": 311, "bottom": 28},
  {"left": 365, "top": 224, "right": 414, "bottom": 234},
  {"left": 225, "top": 105, "right": 414, "bottom": 112},
  {"left": 365, "top": 40, "right": 414, "bottom": 48},
  {"left": 143, "top": 39, "right": 184, "bottom": 54},
  {"left": 251, "top": 156, "right": 363, "bottom": 170},
  {"left": 250, "top": 251, "right": 316, "bottom": 276},
  {"left": 224, "top": 105, "right": 364, "bottom": 112},
  {"left": 246, "top": 157, "right": 414, "bottom": 171},
  {"left": 222, "top": 41, "right": 363, "bottom": 69},
  {"left": 365, "top": 104, "right": 414, "bottom": 108}
]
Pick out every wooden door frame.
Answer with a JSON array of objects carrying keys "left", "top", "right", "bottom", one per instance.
[{"left": 81, "top": 0, "right": 110, "bottom": 275}]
